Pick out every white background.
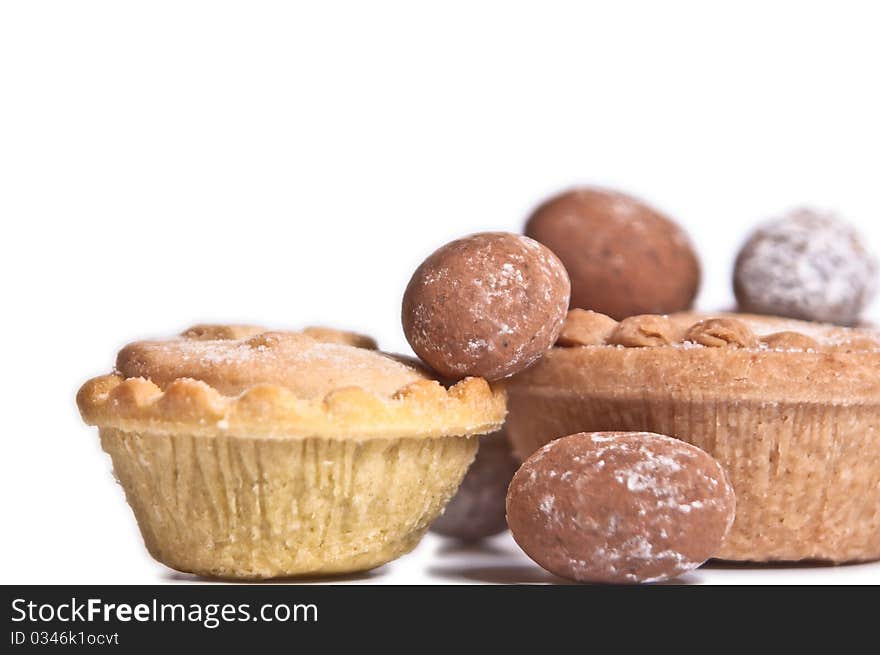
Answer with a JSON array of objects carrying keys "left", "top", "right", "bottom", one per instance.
[{"left": 2, "top": 1, "right": 879, "bottom": 584}]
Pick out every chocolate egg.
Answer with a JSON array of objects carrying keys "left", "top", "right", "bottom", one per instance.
[
  {"left": 402, "top": 232, "right": 571, "bottom": 380},
  {"left": 431, "top": 430, "right": 519, "bottom": 541},
  {"left": 525, "top": 188, "right": 700, "bottom": 320},
  {"left": 506, "top": 431, "right": 735, "bottom": 584},
  {"left": 734, "top": 209, "right": 877, "bottom": 325}
]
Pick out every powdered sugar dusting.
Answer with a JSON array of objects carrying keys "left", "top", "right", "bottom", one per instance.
[
  {"left": 117, "top": 331, "right": 427, "bottom": 398},
  {"left": 735, "top": 209, "right": 877, "bottom": 325}
]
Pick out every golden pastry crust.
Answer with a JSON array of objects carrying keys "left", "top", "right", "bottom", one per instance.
[
  {"left": 507, "top": 310, "right": 880, "bottom": 562},
  {"left": 78, "top": 374, "right": 504, "bottom": 439},
  {"left": 78, "top": 324, "right": 506, "bottom": 579},
  {"left": 79, "top": 326, "right": 506, "bottom": 439}
]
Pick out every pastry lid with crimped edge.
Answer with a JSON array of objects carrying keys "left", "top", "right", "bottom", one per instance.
[
  {"left": 77, "top": 324, "right": 506, "bottom": 439},
  {"left": 510, "top": 309, "right": 880, "bottom": 404}
]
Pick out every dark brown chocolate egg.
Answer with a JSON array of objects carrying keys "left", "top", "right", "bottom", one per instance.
[
  {"left": 506, "top": 432, "right": 735, "bottom": 584},
  {"left": 431, "top": 430, "right": 519, "bottom": 541},
  {"left": 402, "top": 232, "right": 570, "bottom": 380},
  {"left": 525, "top": 188, "right": 700, "bottom": 320}
]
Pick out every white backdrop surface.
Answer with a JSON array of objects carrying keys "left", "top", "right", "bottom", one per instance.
[{"left": 2, "top": 1, "right": 879, "bottom": 584}]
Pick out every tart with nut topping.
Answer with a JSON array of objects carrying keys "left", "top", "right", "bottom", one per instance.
[
  {"left": 78, "top": 325, "right": 505, "bottom": 579},
  {"left": 506, "top": 309, "right": 880, "bottom": 563}
]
